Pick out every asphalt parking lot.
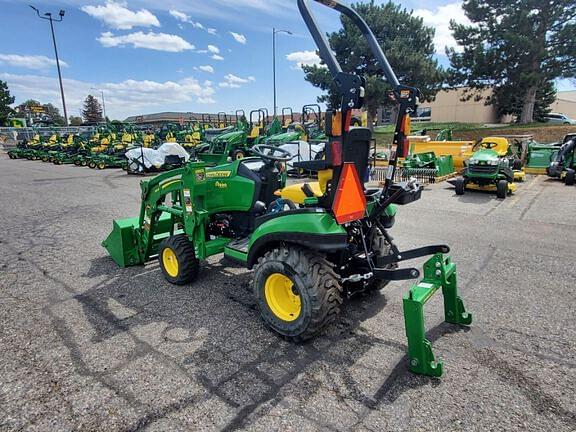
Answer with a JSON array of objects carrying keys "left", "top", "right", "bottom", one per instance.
[{"left": 1, "top": 154, "right": 575, "bottom": 431}]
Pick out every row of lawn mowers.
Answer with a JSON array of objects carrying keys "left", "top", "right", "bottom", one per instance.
[{"left": 7, "top": 105, "right": 328, "bottom": 174}]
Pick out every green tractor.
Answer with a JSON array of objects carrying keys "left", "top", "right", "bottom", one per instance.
[
  {"left": 196, "top": 110, "right": 271, "bottom": 165},
  {"left": 102, "top": 0, "right": 471, "bottom": 377},
  {"left": 547, "top": 135, "right": 575, "bottom": 185},
  {"left": 266, "top": 105, "right": 327, "bottom": 146},
  {"left": 455, "top": 137, "right": 525, "bottom": 199}
]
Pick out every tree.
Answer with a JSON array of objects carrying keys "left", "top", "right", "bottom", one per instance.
[
  {"left": 301, "top": 1, "right": 444, "bottom": 129},
  {"left": 0, "top": 80, "right": 15, "bottom": 124},
  {"left": 82, "top": 95, "right": 103, "bottom": 124},
  {"left": 42, "top": 103, "right": 65, "bottom": 126},
  {"left": 69, "top": 116, "right": 83, "bottom": 126},
  {"left": 447, "top": 0, "right": 576, "bottom": 123}
]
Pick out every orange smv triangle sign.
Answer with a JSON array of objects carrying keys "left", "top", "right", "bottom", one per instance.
[{"left": 332, "top": 162, "right": 367, "bottom": 224}]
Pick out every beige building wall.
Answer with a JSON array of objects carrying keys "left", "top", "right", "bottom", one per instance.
[
  {"left": 422, "top": 88, "right": 498, "bottom": 123},
  {"left": 550, "top": 91, "right": 576, "bottom": 118}
]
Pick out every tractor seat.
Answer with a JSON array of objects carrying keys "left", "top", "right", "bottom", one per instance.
[{"left": 279, "top": 182, "right": 322, "bottom": 205}]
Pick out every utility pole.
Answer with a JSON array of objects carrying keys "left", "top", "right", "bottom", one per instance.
[
  {"left": 30, "top": 5, "right": 68, "bottom": 126},
  {"left": 272, "top": 28, "right": 292, "bottom": 118}
]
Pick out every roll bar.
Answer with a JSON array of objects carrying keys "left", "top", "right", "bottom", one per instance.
[
  {"left": 297, "top": 0, "right": 399, "bottom": 87},
  {"left": 297, "top": 0, "right": 421, "bottom": 213}
]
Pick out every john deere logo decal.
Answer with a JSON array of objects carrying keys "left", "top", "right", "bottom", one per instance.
[{"left": 206, "top": 170, "right": 231, "bottom": 178}]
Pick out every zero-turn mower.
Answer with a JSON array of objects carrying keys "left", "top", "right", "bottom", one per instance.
[
  {"left": 547, "top": 135, "right": 575, "bottom": 185},
  {"left": 102, "top": 0, "right": 471, "bottom": 377},
  {"left": 454, "top": 137, "right": 525, "bottom": 199}
]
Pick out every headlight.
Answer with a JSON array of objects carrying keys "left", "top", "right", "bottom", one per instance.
[
  {"left": 488, "top": 159, "right": 499, "bottom": 165},
  {"left": 468, "top": 159, "right": 478, "bottom": 165}
]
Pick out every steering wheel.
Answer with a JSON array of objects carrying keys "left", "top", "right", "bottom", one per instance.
[
  {"left": 481, "top": 141, "right": 498, "bottom": 149},
  {"left": 251, "top": 144, "right": 293, "bottom": 163}
]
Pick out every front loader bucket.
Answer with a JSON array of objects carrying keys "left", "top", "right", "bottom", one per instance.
[{"left": 101, "top": 217, "right": 143, "bottom": 267}]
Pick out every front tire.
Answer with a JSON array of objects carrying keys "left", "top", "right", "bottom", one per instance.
[
  {"left": 496, "top": 179, "right": 508, "bottom": 199},
  {"left": 455, "top": 177, "right": 466, "bottom": 195},
  {"left": 253, "top": 246, "right": 342, "bottom": 342},
  {"left": 158, "top": 235, "right": 199, "bottom": 285},
  {"left": 565, "top": 169, "right": 575, "bottom": 186}
]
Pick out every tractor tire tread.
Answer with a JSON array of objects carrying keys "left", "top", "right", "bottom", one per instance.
[
  {"left": 254, "top": 246, "right": 342, "bottom": 342},
  {"left": 158, "top": 234, "right": 199, "bottom": 285}
]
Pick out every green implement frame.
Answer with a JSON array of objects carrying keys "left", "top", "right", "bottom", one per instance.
[{"left": 404, "top": 253, "right": 472, "bottom": 376}]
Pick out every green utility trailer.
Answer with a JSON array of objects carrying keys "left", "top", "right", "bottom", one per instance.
[{"left": 102, "top": 0, "right": 471, "bottom": 377}]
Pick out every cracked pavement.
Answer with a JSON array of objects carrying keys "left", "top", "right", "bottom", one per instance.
[{"left": 0, "top": 155, "right": 575, "bottom": 431}]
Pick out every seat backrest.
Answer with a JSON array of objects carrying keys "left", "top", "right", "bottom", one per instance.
[{"left": 341, "top": 127, "right": 371, "bottom": 185}]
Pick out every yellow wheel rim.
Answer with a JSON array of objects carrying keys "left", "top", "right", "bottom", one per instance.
[
  {"left": 264, "top": 273, "right": 301, "bottom": 322},
  {"left": 162, "top": 248, "right": 179, "bottom": 277},
  {"left": 235, "top": 152, "right": 244, "bottom": 160},
  {"left": 98, "top": 163, "right": 105, "bottom": 169}
]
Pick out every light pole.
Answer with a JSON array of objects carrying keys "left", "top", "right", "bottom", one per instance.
[
  {"left": 30, "top": 5, "right": 68, "bottom": 126},
  {"left": 91, "top": 87, "right": 107, "bottom": 122},
  {"left": 273, "top": 28, "right": 292, "bottom": 118}
]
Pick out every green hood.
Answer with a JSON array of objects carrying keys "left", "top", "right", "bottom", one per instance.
[{"left": 470, "top": 148, "right": 499, "bottom": 162}]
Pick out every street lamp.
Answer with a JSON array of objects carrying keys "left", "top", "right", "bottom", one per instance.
[
  {"left": 273, "top": 28, "right": 292, "bottom": 118},
  {"left": 30, "top": 5, "right": 68, "bottom": 126},
  {"left": 91, "top": 87, "right": 107, "bottom": 122}
]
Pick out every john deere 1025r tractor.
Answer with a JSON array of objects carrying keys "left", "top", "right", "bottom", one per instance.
[{"left": 102, "top": 0, "right": 472, "bottom": 377}]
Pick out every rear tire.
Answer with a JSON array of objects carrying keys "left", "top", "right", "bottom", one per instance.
[
  {"left": 231, "top": 149, "right": 245, "bottom": 160},
  {"left": 88, "top": 161, "right": 97, "bottom": 169},
  {"left": 496, "top": 180, "right": 508, "bottom": 199},
  {"left": 253, "top": 246, "right": 342, "bottom": 342},
  {"left": 158, "top": 235, "right": 199, "bottom": 285},
  {"left": 513, "top": 158, "right": 522, "bottom": 170},
  {"left": 565, "top": 169, "right": 575, "bottom": 186},
  {"left": 97, "top": 162, "right": 106, "bottom": 170},
  {"left": 455, "top": 177, "right": 466, "bottom": 195}
]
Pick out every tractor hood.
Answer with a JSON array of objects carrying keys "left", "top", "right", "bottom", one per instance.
[
  {"left": 469, "top": 148, "right": 499, "bottom": 163},
  {"left": 214, "top": 130, "right": 246, "bottom": 144},
  {"left": 266, "top": 131, "right": 303, "bottom": 144}
]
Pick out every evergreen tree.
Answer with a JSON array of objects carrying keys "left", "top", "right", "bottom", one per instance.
[
  {"left": 448, "top": 0, "right": 576, "bottom": 123},
  {"left": 0, "top": 80, "right": 15, "bottom": 124},
  {"left": 301, "top": 1, "right": 444, "bottom": 129},
  {"left": 69, "top": 116, "right": 83, "bottom": 126},
  {"left": 82, "top": 95, "right": 103, "bottom": 124}
]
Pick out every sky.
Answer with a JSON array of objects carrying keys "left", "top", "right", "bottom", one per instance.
[{"left": 1, "top": 0, "right": 574, "bottom": 121}]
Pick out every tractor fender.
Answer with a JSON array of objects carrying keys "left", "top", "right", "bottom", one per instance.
[{"left": 246, "top": 210, "right": 348, "bottom": 269}]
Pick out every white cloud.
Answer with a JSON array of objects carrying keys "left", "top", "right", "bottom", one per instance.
[
  {"left": 0, "top": 54, "right": 68, "bottom": 70},
  {"left": 98, "top": 31, "right": 195, "bottom": 52},
  {"left": 219, "top": 73, "right": 255, "bottom": 88},
  {"left": 212, "top": 54, "right": 224, "bottom": 61},
  {"left": 229, "top": 32, "right": 247, "bottom": 44},
  {"left": 169, "top": 9, "right": 217, "bottom": 35},
  {"left": 207, "top": 45, "right": 220, "bottom": 54},
  {"left": 169, "top": 9, "right": 189, "bottom": 22},
  {"left": 1, "top": 72, "right": 216, "bottom": 119},
  {"left": 414, "top": 2, "right": 471, "bottom": 53},
  {"left": 196, "top": 65, "right": 214, "bottom": 73},
  {"left": 82, "top": 1, "right": 160, "bottom": 30},
  {"left": 198, "top": 96, "right": 216, "bottom": 104},
  {"left": 286, "top": 50, "right": 321, "bottom": 68}
]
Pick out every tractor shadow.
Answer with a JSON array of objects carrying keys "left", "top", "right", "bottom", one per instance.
[{"left": 72, "top": 252, "right": 468, "bottom": 429}]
